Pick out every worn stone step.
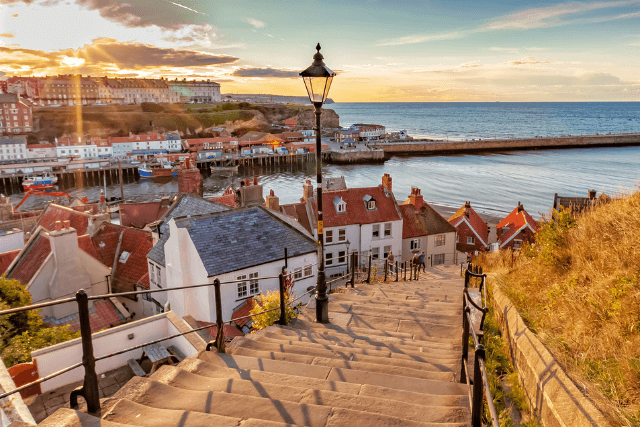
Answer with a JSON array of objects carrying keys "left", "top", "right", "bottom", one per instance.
[
  {"left": 358, "top": 288, "right": 461, "bottom": 302},
  {"left": 329, "top": 293, "right": 461, "bottom": 310},
  {"left": 102, "top": 398, "right": 290, "bottom": 427},
  {"left": 103, "top": 376, "right": 331, "bottom": 426},
  {"left": 257, "top": 329, "right": 460, "bottom": 358},
  {"left": 324, "top": 408, "right": 468, "bottom": 427},
  {"left": 177, "top": 356, "right": 467, "bottom": 408},
  {"left": 332, "top": 304, "right": 461, "bottom": 325},
  {"left": 38, "top": 408, "right": 134, "bottom": 427},
  {"left": 197, "top": 351, "right": 465, "bottom": 395},
  {"left": 247, "top": 335, "right": 459, "bottom": 365},
  {"left": 344, "top": 314, "right": 461, "bottom": 339},
  {"left": 149, "top": 364, "right": 469, "bottom": 424},
  {"left": 274, "top": 325, "right": 461, "bottom": 351},
  {"left": 229, "top": 346, "right": 456, "bottom": 381}
]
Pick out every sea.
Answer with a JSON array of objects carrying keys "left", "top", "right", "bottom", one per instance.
[{"left": 10, "top": 102, "right": 640, "bottom": 217}]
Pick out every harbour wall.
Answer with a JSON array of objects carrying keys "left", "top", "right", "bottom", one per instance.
[
  {"left": 371, "top": 133, "right": 640, "bottom": 155},
  {"left": 328, "top": 149, "right": 385, "bottom": 164}
]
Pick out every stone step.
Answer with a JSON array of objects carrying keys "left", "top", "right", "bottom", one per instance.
[
  {"left": 103, "top": 376, "right": 332, "bottom": 426},
  {"left": 177, "top": 357, "right": 468, "bottom": 408},
  {"left": 358, "top": 288, "right": 461, "bottom": 301},
  {"left": 329, "top": 293, "right": 461, "bottom": 310},
  {"left": 275, "top": 324, "right": 461, "bottom": 351},
  {"left": 343, "top": 314, "right": 461, "bottom": 339},
  {"left": 38, "top": 408, "right": 134, "bottom": 427},
  {"left": 149, "top": 364, "right": 470, "bottom": 424},
  {"left": 257, "top": 329, "right": 460, "bottom": 358},
  {"left": 102, "top": 398, "right": 289, "bottom": 427},
  {"left": 247, "top": 334, "right": 460, "bottom": 364},
  {"left": 197, "top": 352, "right": 466, "bottom": 396},
  {"left": 228, "top": 346, "right": 456, "bottom": 381},
  {"left": 331, "top": 304, "right": 462, "bottom": 325},
  {"left": 291, "top": 318, "right": 462, "bottom": 344}
]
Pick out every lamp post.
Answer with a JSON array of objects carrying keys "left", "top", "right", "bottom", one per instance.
[{"left": 300, "top": 43, "right": 335, "bottom": 324}]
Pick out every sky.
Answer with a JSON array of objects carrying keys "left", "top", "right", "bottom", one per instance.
[{"left": 0, "top": 0, "right": 639, "bottom": 102}]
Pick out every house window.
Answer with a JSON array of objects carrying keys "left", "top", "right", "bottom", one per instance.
[
  {"left": 467, "top": 236, "right": 475, "bottom": 245},
  {"left": 304, "top": 265, "right": 313, "bottom": 277},
  {"left": 368, "top": 200, "right": 376, "bottom": 210},
  {"left": 456, "top": 235, "right": 459, "bottom": 243},
  {"left": 338, "top": 229, "right": 346, "bottom": 242},
  {"left": 433, "top": 254, "right": 445, "bottom": 265},
  {"left": 237, "top": 274, "right": 248, "bottom": 298},
  {"left": 294, "top": 267, "right": 303, "bottom": 280},
  {"left": 372, "top": 224, "right": 380, "bottom": 238},
  {"left": 325, "top": 230, "right": 333, "bottom": 244},
  {"left": 325, "top": 252, "right": 333, "bottom": 266},
  {"left": 249, "top": 272, "right": 259, "bottom": 295},
  {"left": 372, "top": 247, "right": 380, "bottom": 259},
  {"left": 410, "top": 239, "right": 420, "bottom": 250},
  {"left": 337, "top": 202, "right": 346, "bottom": 213},
  {"left": 338, "top": 251, "right": 346, "bottom": 264},
  {"left": 156, "top": 266, "right": 161, "bottom": 286},
  {"left": 149, "top": 263, "right": 155, "bottom": 284},
  {"left": 383, "top": 245, "right": 391, "bottom": 258},
  {"left": 435, "top": 235, "right": 445, "bottom": 246},
  {"left": 513, "top": 240, "right": 522, "bottom": 250},
  {"left": 384, "top": 223, "right": 391, "bottom": 237}
]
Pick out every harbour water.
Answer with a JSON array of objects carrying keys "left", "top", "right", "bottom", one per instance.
[{"left": 9, "top": 102, "right": 640, "bottom": 217}]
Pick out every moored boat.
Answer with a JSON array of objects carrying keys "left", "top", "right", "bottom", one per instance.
[
  {"left": 210, "top": 165, "right": 239, "bottom": 173},
  {"left": 22, "top": 173, "right": 58, "bottom": 190}
]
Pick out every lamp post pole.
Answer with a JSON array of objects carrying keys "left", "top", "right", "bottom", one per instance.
[{"left": 314, "top": 104, "right": 328, "bottom": 323}]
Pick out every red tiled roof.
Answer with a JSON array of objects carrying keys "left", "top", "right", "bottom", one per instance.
[
  {"left": 311, "top": 186, "right": 401, "bottom": 227},
  {"left": 197, "top": 321, "right": 244, "bottom": 339},
  {"left": 399, "top": 205, "right": 429, "bottom": 238},
  {"left": 280, "top": 202, "right": 312, "bottom": 235},
  {"left": 448, "top": 204, "right": 488, "bottom": 245},
  {"left": 77, "top": 234, "right": 101, "bottom": 261},
  {"left": 27, "top": 143, "right": 55, "bottom": 148},
  {"left": 55, "top": 299, "right": 124, "bottom": 333},
  {"left": 137, "top": 272, "right": 150, "bottom": 290},
  {"left": 69, "top": 204, "right": 99, "bottom": 215},
  {"left": 232, "top": 298, "right": 255, "bottom": 328},
  {"left": 497, "top": 207, "right": 539, "bottom": 247},
  {"left": 208, "top": 194, "right": 237, "bottom": 207},
  {"left": 0, "top": 250, "right": 20, "bottom": 275},
  {"left": 7, "top": 233, "right": 51, "bottom": 285},
  {"left": 36, "top": 204, "right": 92, "bottom": 235},
  {"left": 120, "top": 201, "right": 169, "bottom": 228}
]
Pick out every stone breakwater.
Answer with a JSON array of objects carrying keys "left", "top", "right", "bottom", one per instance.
[{"left": 370, "top": 133, "right": 640, "bottom": 155}]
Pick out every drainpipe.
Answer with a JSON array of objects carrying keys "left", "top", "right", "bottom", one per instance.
[{"left": 111, "top": 230, "right": 124, "bottom": 295}]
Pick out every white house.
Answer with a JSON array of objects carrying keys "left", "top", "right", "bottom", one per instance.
[
  {"left": 159, "top": 205, "right": 318, "bottom": 324},
  {"left": 0, "top": 136, "right": 27, "bottom": 162},
  {"left": 56, "top": 137, "right": 97, "bottom": 160},
  {"left": 398, "top": 187, "right": 458, "bottom": 265},
  {"left": 26, "top": 143, "right": 56, "bottom": 159},
  {"left": 165, "top": 133, "right": 182, "bottom": 152}
]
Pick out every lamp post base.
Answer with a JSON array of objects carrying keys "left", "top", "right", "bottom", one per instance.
[{"left": 315, "top": 295, "right": 329, "bottom": 323}]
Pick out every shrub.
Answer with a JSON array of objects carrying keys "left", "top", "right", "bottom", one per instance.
[
  {"left": 140, "top": 102, "right": 164, "bottom": 113},
  {"left": 250, "top": 290, "right": 298, "bottom": 330}
]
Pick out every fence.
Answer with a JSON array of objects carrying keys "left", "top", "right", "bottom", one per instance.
[
  {"left": 0, "top": 259, "right": 315, "bottom": 414},
  {"left": 460, "top": 263, "right": 499, "bottom": 427}
]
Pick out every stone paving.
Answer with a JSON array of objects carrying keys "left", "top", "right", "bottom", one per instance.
[{"left": 23, "top": 364, "right": 133, "bottom": 423}]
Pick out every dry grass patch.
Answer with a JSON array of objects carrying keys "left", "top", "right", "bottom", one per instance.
[{"left": 475, "top": 191, "right": 640, "bottom": 427}]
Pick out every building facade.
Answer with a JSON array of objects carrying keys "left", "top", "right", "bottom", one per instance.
[
  {"left": 0, "top": 136, "right": 27, "bottom": 161},
  {"left": 0, "top": 93, "right": 33, "bottom": 135}
]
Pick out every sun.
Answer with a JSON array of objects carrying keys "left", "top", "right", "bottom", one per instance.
[{"left": 60, "top": 56, "right": 85, "bottom": 67}]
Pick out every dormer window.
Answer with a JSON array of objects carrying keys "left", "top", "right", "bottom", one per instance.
[
  {"left": 119, "top": 251, "right": 130, "bottom": 263},
  {"left": 363, "top": 195, "right": 376, "bottom": 210},
  {"left": 334, "top": 197, "right": 346, "bottom": 213}
]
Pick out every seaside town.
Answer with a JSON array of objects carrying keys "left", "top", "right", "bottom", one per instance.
[{"left": 0, "top": 0, "right": 638, "bottom": 423}]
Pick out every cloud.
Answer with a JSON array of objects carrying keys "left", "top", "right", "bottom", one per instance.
[
  {"left": 232, "top": 68, "right": 299, "bottom": 78},
  {"left": 377, "top": 31, "right": 467, "bottom": 46},
  {"left": 509, "top": 56, "right": 550, "bottom": 65},
  {"left": 245, "top": 18, "right": 266, "bottom": 28},
  {"left": 0, "top": 33, "right": 15, "bottom": 38}
]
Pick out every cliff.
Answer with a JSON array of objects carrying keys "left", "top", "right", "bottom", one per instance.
[{"left": 254, "top": 104, "right": 340, "bottom": 128}]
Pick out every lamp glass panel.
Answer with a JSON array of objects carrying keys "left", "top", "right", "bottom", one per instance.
[{"left": 304, "top": 76, "right": 330, "bottom": 104}]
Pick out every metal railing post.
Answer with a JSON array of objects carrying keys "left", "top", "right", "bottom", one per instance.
[
  {"left": 278, "top": 272, "right": 286, "bottom": 325},
  {"left": 395, "top": 261, "right": 398, "bottom": 282},
  {"left": 404, "top": 261, "right": 407, "bottom": 281},
  {"left": 461, "top": 306, "right": 470, "bottom": 384},
  {"left": 350, "top": 252, "right": 356, "bottom": 288},
  {"left": 69, "top": 289, "right": 100, "bottom": 413},
  {"left": 471, "top": 344, "right": 486, "bottom": 427},
  {"left": 384, "top": 259, "right": 388, "bottom": 282},
  {"left": 214, "top": 278, "right": 225, "bottom": 353},
  {"left": 465, "top": 269, "right": 470, "bottom": 288},
  {"left": 367, "top": 255, "right": 372, "bottom": 283}
]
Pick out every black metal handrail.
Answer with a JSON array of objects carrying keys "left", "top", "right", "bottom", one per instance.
[
  {"left": 460, "top": 263, "right": 499, "bottom": 427},
  {"left": 0, "top": 250, "right": 318, "bottom": 412}
]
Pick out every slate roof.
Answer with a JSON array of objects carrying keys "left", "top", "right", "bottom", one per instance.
[
  {"left": 310, "top": 186, "right": 401, "bottom": 228},
  {"left": 0, "top": 93, "right": 20, "bottom": 103},
  {"left": 176, "top": 205, "right": 318, "bottom": 277},
  {"left": 147, "top": 194, "right": 231, "bottom": 267},
  {"left": 448, "top": 203, "right": 489, "bottom": 246},
  {"left": 399, "top": 204, "right": 455, "bottom": 239}
]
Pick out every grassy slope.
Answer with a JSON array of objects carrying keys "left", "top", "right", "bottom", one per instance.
[{"left": 476, "top": 191, "right": 640, "bottom": 427}]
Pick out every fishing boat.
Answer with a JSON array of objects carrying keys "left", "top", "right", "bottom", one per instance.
[
  {"left": 22, "top": 173, "right": 58, "bottom": 190},
  {"left": 138, "top": 161, "right": 177, "bottom": 178},
  {"left": 210, "top": 165, "right": 239, "bottom": 173}
]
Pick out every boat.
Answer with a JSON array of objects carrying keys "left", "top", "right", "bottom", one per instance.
[
  {"left": 138, "top": 161, "right": 177, "bottom": 178},
  {"left": 22, "top": 173, "right": 58, "bottom": 190},
  {"left": 210, "top": 165, "right": 239, "bottom": 173}
]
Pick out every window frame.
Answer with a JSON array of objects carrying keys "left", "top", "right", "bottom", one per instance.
[
  {"left": 383, "top": 245, "right": 391, "bottom": 258},
  {"left": 325, "top": 229, "right": 333, "bottom": 244},
  {"left": 434, "top": 234, "right": 445, "bottom": 246},
  {"left": 410, "top": 238, "right": 420, "bottom": 250},
  {"left": 467, "top": 236, "right": 475, "bottom": 245},
  {"left": 338, "top": 228, "right": 346, "bottom": 242},
  {"left": 372, "top": 224, "right": 380, "bottom": 238},
  {"left": 325, "top": 252, "right": 333, "bottom": 266},
  {"left": 384, "top": 223, "right": 392, "bottom": 237},
  {"left": 433, "top": 254, "right": 445, "bottom": 265},
  {"left": 338, "top": 250, "right": 346, "bottom": 264},
  {"left": 371, "top": 247, "right": 380, "bottom": 259}
]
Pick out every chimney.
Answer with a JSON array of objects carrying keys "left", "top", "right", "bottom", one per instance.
[
  {"left": 517, "top": 202, "right": 524, "bottom": 213},
  {"left": 382, "top": 173, "right": 392, "bottom": 193},
  {"left": 464, "top": 201, "right": 471, "bottom": 218},
  {"left": 588, "top": 189, "right": 596, "bottom": 200},
  {"left": 303, "top": 179, "right": 314, "bottom": 201},
  {"left": 266, "top": 189, "right": 280, "bottom": 211},
  {"left": 408, "top": 187, "right": 424, "bottom": 206},
  {"left": 177, "top": 153, "right": 203, "bottom": 197},
  {"left": 253, "top": 177, "right": 259, "bottom": 186}
]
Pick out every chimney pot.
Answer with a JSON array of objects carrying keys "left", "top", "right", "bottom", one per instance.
[
  {"left": 63, "top": 220, "right": 70, "bottom": 229},
  {"left": 588, "top": 189, "right": 597, "bottom": 200},
  {"left": 245, "top": 178, "right": 251, "bottom": 186},
  {"left": 54, "top": 220, "right": 62, "bottom": 231},
  {"left": 253, "top": 177, "right": 258, "bottom": 186}
]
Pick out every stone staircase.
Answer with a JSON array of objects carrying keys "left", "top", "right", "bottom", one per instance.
[{"left": 34, "top": 265, "right": 470, "bottom": 427}]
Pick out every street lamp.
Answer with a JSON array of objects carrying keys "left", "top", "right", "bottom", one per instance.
[{"left": 300, "top": 43, "right": 335, "bottom": 324}]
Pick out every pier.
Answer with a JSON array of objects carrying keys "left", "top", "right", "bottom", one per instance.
[{"left": 370, "top": 133, "right": 640, "bottom": 156}]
